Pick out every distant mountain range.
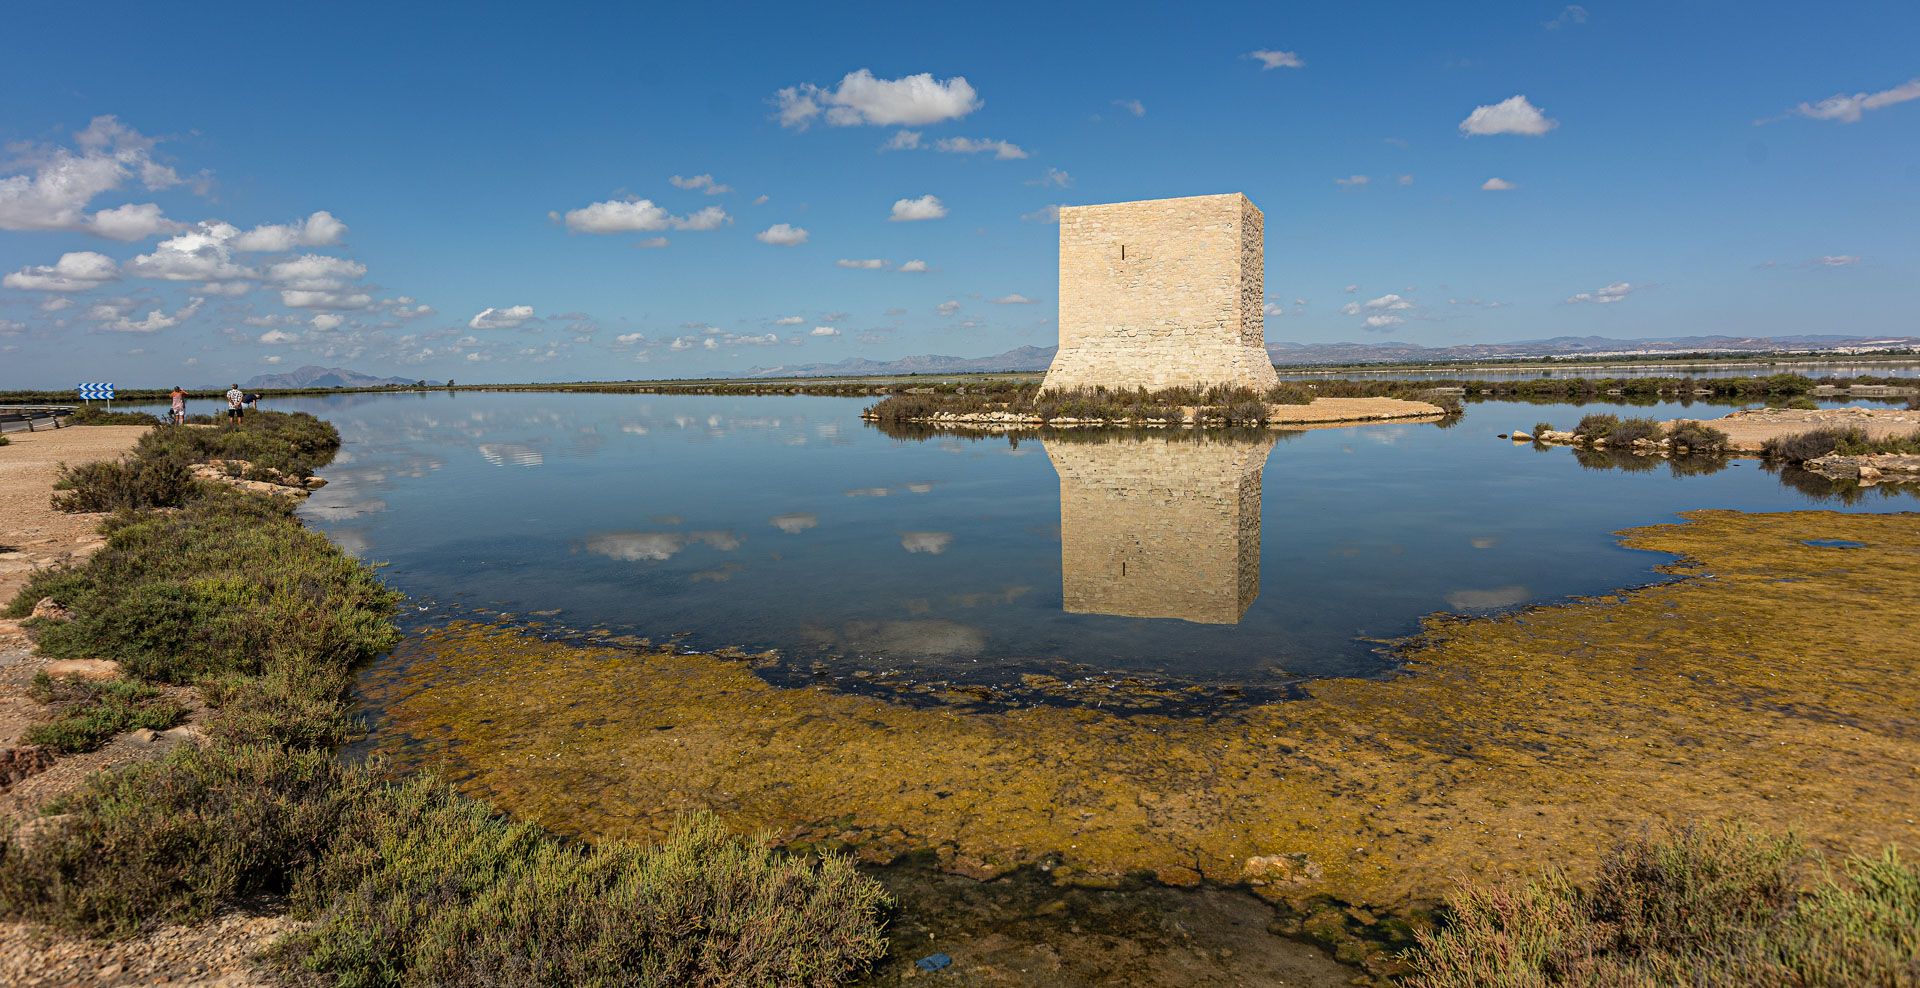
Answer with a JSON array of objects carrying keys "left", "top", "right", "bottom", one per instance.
[
  {"left": 742, "top": 334, "right": 1920, "bottom": 378},
  {"left": 243, "top": 366, "right": 420, "bottom": 389}
]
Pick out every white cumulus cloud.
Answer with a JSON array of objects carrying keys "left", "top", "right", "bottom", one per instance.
[
  {"left": 1460, "top": 95, "right": 1558, "bottom": 136},
  {"left": 469, "top": 305, "right": 535, "bottom": 329},
  {"left": 4, "top": 251, "right": 121, "bottom": 291},
  {"left": 932, "top": 137, "right": 1028, "bottom": 159},
  {"left": 837, "top": 258, "right": 888, "bottom": 269},
  {"left": 232, "top": 211, "right": 347, "bottom": 251},
  {"left": 898, "top": 259, "right": 929, "bottom": 272},
  {"left": 993, "top": 293, "right": 1033, "bottom": 304},
  {"left": 1787, "top": 78, "right": 1920, "bottom": 124},
  {"left": 555, "top": 198, "right": 730, "bottom": 233},
  {"left": 756, "top": 223, "right": 808, "bottom": 246},
  {"left": 101, "top": 296, "right": 202, "bottom": 333},
  {"left": 0, "top": 116, "right": 187, "bottom": 239},
  {"left": 125, "top": 223, "right": 258, "bottom": 282},
  {"left": 810, "top": 326, "right": 839, "bottom": 336},
  {"left": 774, "top": 69, "right": 982, "bottom": 129},
  {"left": 1247, "top": 49, "right": 1304, "bottom": 69},
  {"left": 1482, "top": 177, "right": 1516, "bottom": 191},
  {"left": 1566, "top": 282, "right": 1635, "bottom": 304},
  {"left": 668, "top": 173, "right": 731, "bottom": 195},
  {"left": 889, "top": 194, "right": 947, "bottom": 221}
]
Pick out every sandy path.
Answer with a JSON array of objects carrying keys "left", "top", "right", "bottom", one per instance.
[
  {"left": 1664, "top": 405, "right": 1920, "bottom": 452},
  {"left": 0, "top": 426, "right": 149, "bottom": 604}
]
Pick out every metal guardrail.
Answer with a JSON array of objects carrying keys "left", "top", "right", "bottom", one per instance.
[{"left": 0, "top": 405, "right": 77, "bottom": 433}]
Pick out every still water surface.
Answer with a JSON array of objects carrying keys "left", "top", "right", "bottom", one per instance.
[{"left": 184, "top": 392, "right": 1913, "bottom": 690}]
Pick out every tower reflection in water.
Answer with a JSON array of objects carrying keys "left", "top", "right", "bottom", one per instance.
[{"left": 1043, "top": 432, "right": 1281, "bottom": 625}]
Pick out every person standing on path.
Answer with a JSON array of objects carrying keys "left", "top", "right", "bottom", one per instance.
[
  {"left": 225, "top": 383, "right": 245, "bottom": 425},
  {"left": 169, "top": 386, "right": 187, "bottom": 425}
]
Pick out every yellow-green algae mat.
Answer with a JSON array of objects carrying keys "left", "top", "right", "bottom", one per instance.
[{"left": 367, "top": 510, "right": 1920, "bottom": 912}]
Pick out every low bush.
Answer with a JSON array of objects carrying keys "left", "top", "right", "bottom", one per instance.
[
  {"left": 0, "top": 743, "right": 354, "bottom": 937},
  {"left": 134, "top": 410, "right": 339, "bottom": 479},
  {"left": 1783, "top": 396, "right": 1821, "bottom": 410},
  {"left": 18, "top": 492, "right": 401, "bottom": 683},
  {"left": 1403, "top": 825, "right": 1920, "bottom": 987},
  {"left": 1761, "top": 428, "right": 1858, "bottom": 464},
  {"left": 1572, "top": 413, "right": 1620, "bottom": 438},
  {"left": 49, "top": 456, "right": 197, "bottom": 512},
  {"left": 280, "top": 790, "right": 888, "bottom": 986},
  {"left": 1667, "top": 421, "right": 1732, "bottom": 453},
  {"left": 66, "top": 407, "right": 163, "bottom": 426},
  {"left": 23, "top": 672, "right": 186, "bottom": 753},
  {"left": 1606, "top": 417, "right": 1667, "bottom": 445},
  {"left": 1532, "top": 421, "right": 1554, "bottom": 438}
]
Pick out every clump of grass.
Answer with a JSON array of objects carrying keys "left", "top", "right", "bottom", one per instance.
[
  {"left": 50, "top": 456, "right": 197, "bottom": 512},
  {"left": 1667, "top": 421, "right": 1731, "bottom": 453},
  {"left": 1402, "top": 825, "right": 1920, "bottom": 987},
  {"left": 1783, "top": 396, "right": 1821, "bottom": 410},
  {"left": 22, "top": 672, "right": 187, "bottom": 753},
  {"left": 1532, "top": 421, "right": 1554, "bottom": 438},
  {"left": 280, "top": 789, "right": 889, "bottom": 986}
]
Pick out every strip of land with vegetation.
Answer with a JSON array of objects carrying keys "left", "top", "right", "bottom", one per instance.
[{"left": 0, "top": 412, "right": 888, "bottom": 985}]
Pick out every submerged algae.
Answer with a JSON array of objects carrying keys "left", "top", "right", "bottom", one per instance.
[{"left": 367, "top": 510, "right": 1920, "bottom": 913}]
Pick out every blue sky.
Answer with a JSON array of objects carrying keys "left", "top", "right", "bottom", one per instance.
[{"left": 2, "top": 1, "right": 1916, "bottom": 386}]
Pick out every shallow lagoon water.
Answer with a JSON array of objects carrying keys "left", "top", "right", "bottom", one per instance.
[{"left": 171, "top": 390, "right": 1910, "bottom": 692}]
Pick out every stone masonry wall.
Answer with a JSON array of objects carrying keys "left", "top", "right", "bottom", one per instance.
[
  {"left": 1045, "top": 434, "right": 1279, "bottom": 624},
  {"left": 1042, "top": 193, "right": 1281, "bottom": 392}
]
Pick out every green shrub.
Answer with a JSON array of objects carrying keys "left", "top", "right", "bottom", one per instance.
[
  {"left": 1783, "top": 396, "right": 1821, "bottom": 410},
  {"left": 1573, "top": 413, "right": 1620, "bottom": 438},
  {"left": 1761, "top": 428, "right": 1857, "bottom": 464},
  {"left": 0, "top": 434, "right": 10, "bottom": 447},
  {"left": 49, "top": 456, "right": 197, "bottom": 512},
  {"left": 1606, "top": 417, "right": 1667, "bottom": 445},
  {"left": 1667, "top": 421, "right": 1731, "bottom": 453},
  {"left": 1402, "top": 825, "right": 1920, "bottom": 987},
  {"left": 0, "top": 743, "right": 354, "bottom": 937},
  {"left": 1532, "top": 421, "right": 1554, "bottom": 439},
  {"left": 280, "top": 788, "right": 889, "bottom": 986},
  {"left": 22, "top": 673, "right": 186, "bottom": 753},
  {"left": 17, "top": 492, "right": 401, "bottom": 683}
]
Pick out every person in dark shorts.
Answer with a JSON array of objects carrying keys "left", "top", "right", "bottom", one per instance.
[{"left": 225, "top": 384, "right": 245, "bottom": 424}]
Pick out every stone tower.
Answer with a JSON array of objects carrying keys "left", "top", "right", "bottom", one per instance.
[
  {"left": 1045, "top": 432, "right": 1279, "bottom": 625},
  {"left": 1042, "top": 193, "right": 1280, "bottom": 392}
]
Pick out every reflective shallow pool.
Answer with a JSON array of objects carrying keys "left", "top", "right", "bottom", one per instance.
[{"left": 193, "top": 391, "right": 1912, "bottom": 688}]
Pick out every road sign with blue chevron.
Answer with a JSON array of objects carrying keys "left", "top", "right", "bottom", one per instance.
[{"left": 77, "top": 383, "right": 115, "bottom": 400}]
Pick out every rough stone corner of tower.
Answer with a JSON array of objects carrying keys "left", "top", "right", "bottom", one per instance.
[{"left": 1041, "top": 192, "right": 1280, "bottom": 394}]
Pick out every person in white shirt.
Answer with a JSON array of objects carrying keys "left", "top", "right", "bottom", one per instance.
[{"left": 225, "top": 384, "right": 245, "bottom": 424}]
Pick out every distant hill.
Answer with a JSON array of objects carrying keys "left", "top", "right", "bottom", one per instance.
[
  {"left": 739, "top": 335, "right": 1920, "bottom": 378},
  {"left": 243, "top": 366, "right": 419, "bottom": 390}
]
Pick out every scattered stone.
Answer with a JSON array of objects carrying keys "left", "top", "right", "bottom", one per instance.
[
  {"left": 1510, "top": 431, "right": 1532, "bottom": 441},
  {"left": 28, "top": 598, "right": 68, "bottom": 622}
]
